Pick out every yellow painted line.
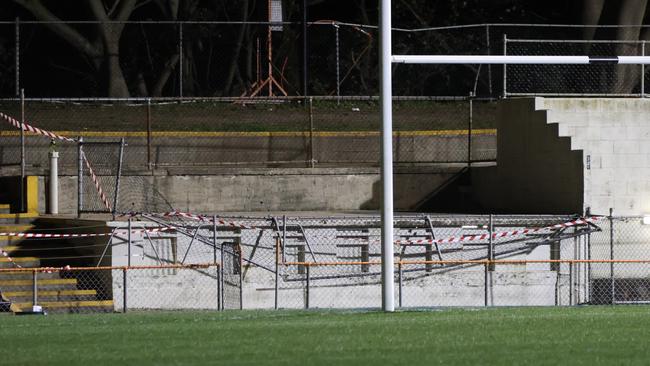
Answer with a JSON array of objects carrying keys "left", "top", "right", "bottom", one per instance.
[
  {"left": 4, "top": 289, "right": 97, "bottom": 297},
  {"left": 0, "top": 256, "right": 38, "bottom": 263},
  {"left": 0, "top": 212, "right": 39, "bottom": 220},
  {"left": 0, "top": 129, "right": 497, "bottom": 138},
  {"left": 14, "top": 300, "right": 113, "bottom": 308},
  {"left": 0, "top": 279, "right": 76, "bottom": 286}
]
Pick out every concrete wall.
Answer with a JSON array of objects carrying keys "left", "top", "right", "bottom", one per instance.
[
  {"left": 538, "top": 98, "right": 650, "bottom": 216},
  {"left": 474, "top": 98, "right": 583, "bottom": 214},
  {"left": 39, "top": 167, "right": 460, "bottom": 214},
  {"left": 475, "top": 97, "right": 650, "bottom": 216}
]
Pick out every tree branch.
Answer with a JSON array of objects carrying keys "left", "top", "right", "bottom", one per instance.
[{"left": 12, "top": 0, "right": 100, "bottom": 59}]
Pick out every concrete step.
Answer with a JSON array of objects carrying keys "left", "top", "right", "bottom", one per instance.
[
  {"left": 0, "top": 204, "right": 10, "bottom": 214},
  {"left": 3, "top": 289, "right": 98, "bottom": 302},
  {"left": 0, "top": 235, "right": 25, "bottom": 246},
  {"left": 0, "top": 271, "right": 64, "bottom": 280},
  {"left": 0, "top": 256, "right": 40, "bottom": 268},
  {"left": 13, "top": 300, "right": 114, "bottom": 314},
  {"left": 0, "top": 245, "right": 19, "bottom": 254},
  {"left": 0, "top": 278, "right": 77, "bottom": 289},
  {"left": 0, "top": 212, "right": 39, "bottom": 224},
  {"left": 0, "top": 224, "right": 34, "bottom": 233}
]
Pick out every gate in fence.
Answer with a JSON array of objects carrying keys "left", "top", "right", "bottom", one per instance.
[{"left": 77, "top": 138, "right": 125, "bottom": 217}]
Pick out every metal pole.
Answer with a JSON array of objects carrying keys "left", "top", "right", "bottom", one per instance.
[
  {"left": 113, "top": 138, "right": 125, "bottom": 219},
  {"left": 309, "top": 97, "right": 315, "bottom": 168},
  {"left": 586, "top": 227, "right": 591, "bottom": 303},
  {"left": 239, "top": 247, "right": 243, "bottom": 310},
  {"left": 486, "top": 24, "right": 492, "bottom": 97},
  {"left": 569, "top": 261, "right": 574, "bottom": 306},
  {"left": 484, "top": 261, "right": 488, "bottom": 306},
  {"left": 213, "top": 215, "right": 218, "bottom": 265},
  {"left": 274, "top": 236, "right": 279, "bottom": 310},
  {"left": 220, "top": 232, "right": 225, "bottom": 310},
  {"left": 468, "top": 93, "right": 473, "bottom": 166},
  {"left": 217, "top": 264, "right": 221, "bottom": 311},
  {"left": 49, "top": 149, "right": 58, "bottom": 214},
  {"left": 609, "top": 208, "right": 614, "bottom": 304},
  {"left": 127, "top": 218, "right": 132, "bottom": 267},
  {"left": 398, "top": 262, "right": 403, "bottom": 308},
  {"left": 179, "top": 23, "right": 183, "bottom": 98},
  {"left": 502, "top": 34, "right": 507, "bottom": 98},
  {"left": 32, "top": 270, "right": 37, "bottom": 309},
  {"left": 147, "top": 98, "right": 152, "bottom": 168},
  {"left": 15, "top": 18, "right": 20, "bottom": 97},
  {"left": 335, "top": 23, "right": 340, "bottom": 104},
  {"left": 20, "top": 88, "right": 25, "bottom": 213},
  {"left": 305, "top": 264, "right": 310, "bottom": 309},
  {"left": 380, "top": 0, "right": 395, "bottom": 312},
  {"left": 122, "top": 267, "right": 127, "bottom": 313},
  {"left": 282, "top": 215, "right": 287, "bottom": 264},
  {"left": 303, "top": 0, "right": 308, "bottom": 97},
  {"left": 77, "top": 137, "right": 83, "bottom": 218},
  {"left": 488, "top": 214, "right": 494, "bottom": 269}
]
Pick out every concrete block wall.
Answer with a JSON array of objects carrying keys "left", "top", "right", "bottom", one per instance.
[
  {"left": 474, "top": 98, "right": 584, "bottom": 214},
  {"left": 537, "top": 98, "right": 650, "bottom": 215}
]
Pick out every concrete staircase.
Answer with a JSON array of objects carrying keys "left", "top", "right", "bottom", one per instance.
[{"left": 0, "top": 177, "right": 114, "bottom": 314}]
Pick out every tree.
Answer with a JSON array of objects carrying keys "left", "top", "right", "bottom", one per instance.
[
  {"left": 581, "top": 0, "right": 650, "bottom": 93},
  {"left": 12, "top": 0, "right": 182, "bottom": 97}
]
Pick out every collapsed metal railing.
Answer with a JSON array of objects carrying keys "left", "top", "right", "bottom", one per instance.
[{"left": 9, "top": 212, "right": 650, "bottom": 313}]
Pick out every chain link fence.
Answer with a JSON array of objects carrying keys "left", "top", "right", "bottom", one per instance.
[
  {"left": 0, "top": 97, "right": 498, "bottom": 173},
  {"left": 2, "top": 21, "right": 650, "bottom": 98},
  {"left": 505, "top": 38, "right": 648, "bottom": 96},
  {"left": 4, "top": 213, "right": 650, "bottom": 313}
]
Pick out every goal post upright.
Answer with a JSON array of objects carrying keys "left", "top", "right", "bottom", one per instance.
[
  {"left": 379, "top": 3, "right": 650, "bottom": 312},
  {"left": 379, "top": 0, "right": 394, "bottom": 312}
]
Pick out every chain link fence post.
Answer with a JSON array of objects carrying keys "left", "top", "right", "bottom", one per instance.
[
  {"left": 468, "top": 92, "right": 473, "bottom": 166},
  {"left": 32, "top": 269, "right": 37, "bottom": 311},
  {"left": 147, "top": 98, "right": 152, "bottom": 169},
  {"left": 15, "top": 17, "right": 20, "bottom": 97},
  {"left": 609, "top": 208, "right": 615, "bottom": 304},
  {"left": 305, "top": 264, "right": 310, "bottom": 309},
  {"left": 77, "top": 137, "right": 84, "bottom": 218},
  {"left": 19, "top": 88, "right": 25, "bottom": 213},
  {"left": 502, "top": 34, "right": 508, "bottom": 98},
  {"left": 309, "top": 97, "right": 315, "bottom": 168},
  {"left": 122, "top": 267, "right": 127, "bottom": 313}
]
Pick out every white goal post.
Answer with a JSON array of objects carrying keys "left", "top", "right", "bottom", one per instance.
[{"left": 379, "top": 0, "right": 650, "bottom": 312}]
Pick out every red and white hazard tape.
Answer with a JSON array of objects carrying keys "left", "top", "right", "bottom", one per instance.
[
  {"left": 1, "top": 111, "right": 113, "bottom": 212},
  {"left": 82, "top": 151, "right": 112, "bottom": 212},
  {"left": 1, "top": 249, "right": 22, "bottom": 268},
  {"left": 394, "top": 217, "right": 600, "bottom": 246},
  {"left": 160, "top": 211, "right": 257, "bottom": 229},
  {"left": 0, "top": 112, "right": 76, "bottom": 142},
  {"left": 0, "top": 226, "right": 176, "bottom": 239}
]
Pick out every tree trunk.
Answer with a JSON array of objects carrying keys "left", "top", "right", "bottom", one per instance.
[
  {"left": 104, "top": 25, "right": 131, "bottom": 98},
  {"left": 614, "top": 0, "right": 648, "bottom": 93}
]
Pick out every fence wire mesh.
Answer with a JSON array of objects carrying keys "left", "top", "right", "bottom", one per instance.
[
  {"left": 505, "top": 39, "right": 647, "bottom": 96},
  {"left": 4, "top": 22, "right": 650, "bottom": 98},
  {"left": 0, "top": 97, "right": 497, "bottom": 178},
  {"left": 4, "top": 214, "right": 650, "bottom": 313}
]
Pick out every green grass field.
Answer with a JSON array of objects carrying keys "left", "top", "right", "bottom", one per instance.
[{"left": 3, "top": 306, "right": 650, "bottom": 365}]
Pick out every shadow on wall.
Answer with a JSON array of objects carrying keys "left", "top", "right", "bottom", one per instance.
[{"left": 360, "top": 169, "right": 486, "bottom": 213}]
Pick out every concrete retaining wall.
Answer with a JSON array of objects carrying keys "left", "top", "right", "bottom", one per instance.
[{"left": 36, "top": 167, "right": 461, "bottom": 213}]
